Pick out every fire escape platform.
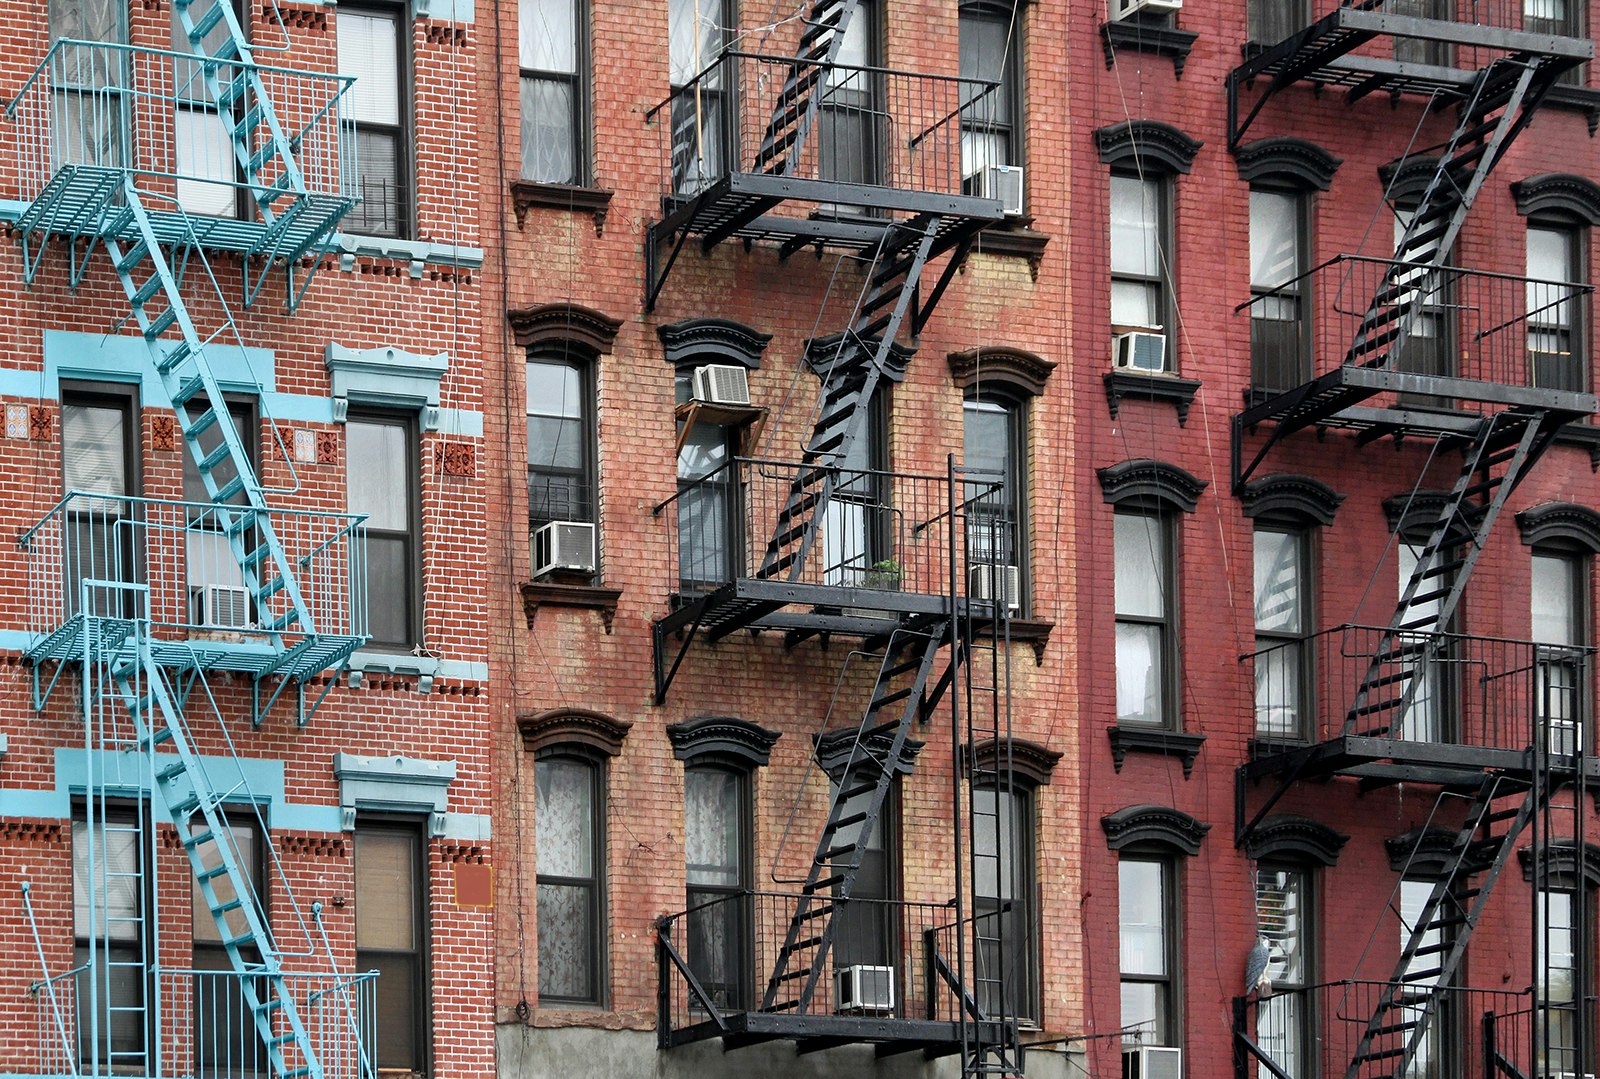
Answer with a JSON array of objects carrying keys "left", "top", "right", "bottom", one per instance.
[
  {"left": 1244, "top": 735, "right": 1600, "bottom": 787},
  {"left": 660, "top": 579, "right": 960, "bottom": 642},
  {"left": 23, "top": 613, "right": 365, "bottom": 680},
  {"left": 663, "top": 1010, "right": 1012, "bottom": 1055}
]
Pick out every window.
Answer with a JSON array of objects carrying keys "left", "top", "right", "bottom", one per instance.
[
  {"left": 1119, "top": 855, "right": 1176, "bottom": 1047},
  {"left": 1249, "top": 187, "right": 1309, "bottom": 392},
  {"left": 1391, "top": 0, "right": 1450, "bottom": 65},
  {"left": 964, "top": 395, "right": 1026, "bottom": 613},
  {"left": 62, "top": 385, "right": 139, "bottom": 618},
  {"left": 535, "top": 753, "right": 605, "bottom": 1003},
  {"left": 1398, "top": 878, "right": 1451, "bottom": 1077},
  {"left": 527, "top": 354, "right": 597, "bottom": 538},
  {"left": 346, "top": 413, "right": 420, "bottom": 649},
  {"left": 50, "top": 0, "right": 128, "bottom": 169},
  {"left": 172, "top": 0, "right": 245, "bottom": 217},
  {"left": 1533, "top": 550, "right": 1588, "bottom": 754},
  {"left": 668, "top": 0, "right": 725, "bottom": 193},
  {"left": 1525, "top": 0, "right": 1583, "bottom": 83},
  {"left": 339, "top": 1, "right": 408, "bottom": 236},
  {"left": 1392, "top": 208, "right": 1452, "bottom": 403},
  {"left": 1254, "top": 866, "right": 1311, "bottom": 1077},
  {"left": 1253, "top": 527, "right": 1310, "bottom": 740},
  {"left": 820, "top": 386, "right": 888, "bottom": 588},
  {"left": 684, "top": 764, "right": 751, "bottom": 1009},
  {"left": 182, "top": 397, "right": 256, "bottom": 627},
  {"left": 818, "top": 0, "right": 881, "bottom": 192},
  {"left": 959, "top": 1, "right": 1019, "bottom": 187},
  {"left": 675, "top": 370, "right": 739, "bottom": 590},
  {"left": 519, "top": 0, "right": 586, "bottom": 185},
  {"left": 1537, "top": 886, "right": 1588, "bottom": 1073},
  {"left": 1115, "top": 512, "right": 1176, "bottom": 728},
  {"left": 974, "top": 783, "right": 1038, "bottom": 1022},
  {"left": 1248, "top": 0, "right": 1309, "bottom": 43},
  {"left": 829, "top": 778, "right": 898, "bottom": 971},
  {"left": 1110, "top": 173, "right": 1172, "bottom": 366},
  {"left": 355, "top": 824, "right": 427, "bottom": 1075},
  {"left": 73, "top": 811, "right": 147, "bottom": 1068},
  {"left": 1397, "top": 541, "right": 1449, "bottom": 741},
  {"left": 191, "top": 818, "right": 264, "bottom": 1077},
  {"left": 1527, "top": 223, "right": 1586, "bottom": 392}
]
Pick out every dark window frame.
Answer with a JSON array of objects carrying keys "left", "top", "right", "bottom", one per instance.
[
  {"left": 1114, "top": 508, "right": 1180, "bottom": 731},
  {"left": 60, "top": 380, "right": 142, "bottom": 619},
  {"left": 829, "top": 775, "right": 902, "bottom": 973},
  {"left": 683, "top": 760, "right": 754, "bottom": 1011},
  {"left": 1527, "top": 217, "right": 1590, "bottom": 394},
  {"left": 182, "top": 394, "right": 259, "bottom": 626},
  {"left": 346, "top": 409, "right": 422, "bottom": 650},
  {"left": 354, "top": 817, "right": 431, "bottom": 1078},
  {"left": 533, "top": 746, "right": 608, "bottom": 1006},
  {"left": 340, "top": 0, "right": 413, "bottom": 238},
  {"left": 963, "top": 389, "right": 1030, "bottom": 616},
  {"left": 190, "top": 811, "right": 267, "bottom": 1079},
  {"left": 1249, "top": 183, "right": 1313, "bottom": 393},
  {"left": 1118, "top": 848, "right": 1181, "bottom": 1050},
  {"left": 817, "top": 0, "right": 885, "bottom": 198},
  {"left": 527, "top": 350, "right": 599, "bottom": 533},
  {"left": 1534, "top": 881, "right": 1595, "bottom": 1074},
  {"left": 973, "top": 779, "right": 1040, "bottom": 1025},
  {"left": 519, "top": 0, "right": 590, "bottom": 186},
  {"left": 1532, "top": 545, "right": 1591, "bottom": 755},
  {"left": 1109, "top": 168, "right": 1176, "bottom": 367},
  {"left": 1253, "top": 862, "right": 1316, "bottom": 1077},
  {"left": 667, "top": 0, "right": 729, "bottom": 194},
  {"left": 71, "top": 801, "right": 152, "bottom": 1069},
  {"left": 1252, "top": 523, "right": 1314, "bottom": 742},
  {"left": 958, "top": 0, "right": 1022, "bottom": 186}
]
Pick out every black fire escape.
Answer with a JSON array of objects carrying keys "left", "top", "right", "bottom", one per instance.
[{"left": 1229, "top": 5, "right": 1600, "bottom": 1079}]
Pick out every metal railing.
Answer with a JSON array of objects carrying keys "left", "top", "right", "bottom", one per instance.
[
  {"left": 28, "top": 966, "right": 377, "bottom": 1079},
  {"left": 656, "top": 890, "right": 986, "bottom": 1037},
  {"left": 654, "top": 456, "right": 1012, "bottom": 599},
  {"left": 1233, "top": 981, "right": 1535, "bottom": 1079},
  {"left": 1245, "top": 624, "right": 1595, "bottom": 749},
  {"left": 19, "top": 492, "right": 368, "bottom": 646},
  {"left": 649, "top": 51, "right": 1000, "bottom": 201},
  {"left": 1250, "top": 0, "right": 1588, "bottom": 47},
  {"left": 7, "top": 39, "right": 356, "bottom": 209},
  {"left": 1242, "top": 255, "right": 1596, "bottom": 398}
]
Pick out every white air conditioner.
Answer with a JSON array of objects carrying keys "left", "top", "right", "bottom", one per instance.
[
  {"left": 1548, "top": 717, "right": 1582, "bottom": 757},
  {"left": 1110, "top": 0, "right": 1182, "bottom": 19},
  {"left": 691, "top": 364, "right": 751, "bottom": 406},
  {"left": 533, "top": 520, "right": 597, "bottom": 579},
  {"left": 977, "top": 164, "right": 1025, "bottom": 217},
  {"left": 834, "top": 964, "right": 895, "bottom": 1015},
  {"left": 201, "top": 584, "right": 251, "bottom": 629},
  {"left": 1122, "top": 1046, "right": 1182, "bottom": 1079},
  {"left": 970, "top": 564, "right": 1021, "bottom": 612},
  {"left": 1113, "top": 330, "right": 1168, "bottom": 373}
]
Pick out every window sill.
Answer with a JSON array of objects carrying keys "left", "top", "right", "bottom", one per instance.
[
  {"left": 1104, "top": 370, "right": 1201, "bottom": 425},
  {"left": 971, "top": 221, "right": 1051, "bottom": 279},
  {"left": 510, "top": 181, "right": 615, "bottom": 236},
  {"left": 1004, "top": 618, "right": 1054, "bottom": 666},
  {"left": 521, "top": 580, "right": 623, "bottom": 634},
  {"left": 1552, "top": 419, "right": 1600, "bottom": 470},
  {"left": 1544, "top": 84, "right": 1600, "bottom": 135},
  {"left": 1107, "top": 725, "right": 1205, "bottom": 778},
  {"left": 347, "top": 650, "right": 440, "bottom": 693},
  {"left": 1101, "top": 19, "right": 1199, "bottom": 77}
]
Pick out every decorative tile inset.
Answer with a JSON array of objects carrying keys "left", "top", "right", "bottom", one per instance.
[
  {"left": 316, "top": 430, "right": 339, "bottom": 465},
  {"left": 29, "top": 406, "right": 52, "bottom": 442},
  {"left": 5, "top": 405, "right": 28, "bottom": 440},
  {"left": 438, "top": 441, "right": 475, "bottom": 478},
  {"left": 151, "top": 414, "right": 176, "bottom": 452},
  {"left": 293, "top": 428, "right": 316, "bottom": 464}
]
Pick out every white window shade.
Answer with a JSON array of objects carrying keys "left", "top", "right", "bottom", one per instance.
[{"left": 338, "top": 11, "right": 400, "bottom": 125}]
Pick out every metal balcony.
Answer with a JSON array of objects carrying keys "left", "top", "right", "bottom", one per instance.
[
  {"left": 656, "top": 890, "right": 1014, "bottom": 1053},
  {"left": 19, "top": 493, "right": 368, "bottom": 681}
]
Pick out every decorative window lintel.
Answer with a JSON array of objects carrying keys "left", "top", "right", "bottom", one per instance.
[
  {"left": 333, "top": 751, "right": 456, "bottom": 836},
  {"left": 326, "top": 343, "right": 448, "bottom": 431}
]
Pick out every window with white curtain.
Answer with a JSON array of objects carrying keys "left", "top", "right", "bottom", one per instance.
[
  {"left": 535, "top": 753, "right": 605, "bottom": 1003},
  {"left": 339, "top": 2, "right": 408, "bottom": 236},
  {"left": 684, "top": 765, "right": 750, "bottom": 1009},
  {"left": 520, "top": 0, "right": 586, "bottom": 185}
]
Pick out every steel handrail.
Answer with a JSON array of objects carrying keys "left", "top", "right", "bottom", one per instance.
[
  {"left": 1235, "top": 252, "right": 1595, "bottom": 315},
  {"left": 20, "top": 490, "right": 367, "bottom": 547},
  {"left": 1240, "top": 621, "right": 1600, "bottom": 664}
]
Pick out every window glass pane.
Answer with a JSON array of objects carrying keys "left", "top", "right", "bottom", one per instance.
[
  {"left": 1115, "top": 514, "right": 1166, "bottom": 618},
  {"left": 175, "top": 107, "right": 237, "bottom": 216},
  {"left": 685, "top": 768, "right": 742, "bottom": 888},
  {"left": 1121, "top": 981, "right": 1165, "bottom": 1045},
  {"left": 63, "top": 402, "right": 128, "bottom": 498},
  {"left": 537, "top": 881, "right": 594, "bottom": 998},
  {"left": 972, "top": 787, "right": 1021, "bottom": 901},
  {"left": 1111, "top": 279, "right": 1161, "bottom": 329},
  {"left": 52, "top": 0, "right": 123, "bottom": 42},
  {"left": 964, "top": 399, "right": 1010, "bottom": 480},
  {"left": 678, "top": 421, "right": 728, "bottom": 481},
  {"left": 1533, "top": 553, "right": 1580, "bottom": 645},
  {"left": 356, "top": 830, "right": 416, "bottom": 951},
  {"left": 183, "top": 400, "right": 251, "bottom": 504},
  {"left": 1110, "top": 175, "right": 1160, "bottom": 278},
  {"left": 367, "top": 952, "right": 418, "bottom": 1069},
  {"left": 520, "top": 77, "right": 576, "bottom": 184},
  {"left": 191, "top": 822, "right": 259, "bottom": 943},
  {"left": 1250, "top": 189, "right": 1300, "bottom": 292},
  {"left": 1398, "top": 879, "right": 1444, "bottom": 986},
  {"left": 669, "top": 0, "right": 724, "bottom": 85},
  {"left": 521, "top": 0, "right": 576, "bottom": 73},
  {"left": 527, "top": 361, "right": 585, "bottom": 470},
  {"left": 1255, "top": 867, "right": 1305, "bottom": 986},
  {"left": 1118, "top": 859, "right": 1167, "bottom": 976},
  {"left": 1253, "top": 529, "right": 1303, "bottom": 633},
  {"left": 1255, "top": 641, "right": 1302, "bottom": 737},
  {"left": 73, "top": 819, "right": 141, "bottom": 940},
  {"left": 958, "top": 11, "right": 1011, "bottom": 124},
  {"left": 1527, "top": 227, "right": 1576, "bottom": 328},
  {"left": 1117, "top": 622, "right": 1165, "bottom": 727},
  {"left": 346, "top": 420, "right": 410, "bottom": 532},
  {"left": 365, "top": 534, "right": 411, "bottom": 645},
  {"left": 535, "top": 758, "right": 595, "bottom": 878},
  {"left": 338, "top": 11, "right": 400, "bottom": 124},
  {"left": 349, "top": 128, "right": 402, "bottom": 236}
]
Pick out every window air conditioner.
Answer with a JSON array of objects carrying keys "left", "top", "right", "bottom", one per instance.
[
  {"left": 691, "top": 364, "right": 751, "bottom": 407},
  {"left": 1110, "top": 0, "right": 1182, "bottom": 19},
  {"left": 532, "top": 520, "right": 597, "bottom": 579},
  {"left": 969, "top": 564, "right": 1022, "bottom": 612},
  {"left": 1122, "top": 1046, "right": 1183, "bottom": 1079},
  {"left": 834, "top": 964, "right": 895, "bottom": 1015},
  {"left": 977, "top": 164, "right": 1025, "bottom": 217},
  {"left": 201, "top": 584, "right": 252, "bottom": 629},
  {"left": 1113, "top": 330, "right": 1168, "bottom": 373}
]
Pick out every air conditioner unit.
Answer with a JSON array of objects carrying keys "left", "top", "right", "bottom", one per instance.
[
  {"left": 533, "top": 520, "right": 597, "bottom": 579},
  {"left": 1110, "top": 0, "right": 1182, "bottom": 19},
  {"left": 1113, "top": 330, "right": 1168, "bottom": 373},
  {"left": 691, "top": 364, "right": 751, "bottom": 406},
  {"left": 1548, "top": 717, "right": 1582, "bottom": 757},
  {"left": 834, "top": 965, "right": 895, "bottom": 1016},
  {"left": 201, "top": 584, "right": 251, "bottom": 629},
  {"left": 977, "top": 164, "right": 1025, "bottom": 217},
  {"left": 970, "top": 564, "right": 1021, "bottom": 612},
  {"left": 1122, "top": 1046, "right": 1183, "bottom": 1079}
]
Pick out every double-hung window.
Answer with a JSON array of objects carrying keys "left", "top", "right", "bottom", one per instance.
[
  {"left": 183, "top": 397, "right": 256, "bottom": 629},
  {"left": 339, "top": 1, "right": 409, "bottom": 237},
  {"left": 1397, "top": 541, "right": 1449, "bottom": 742},
  {"left": 346, "top": 413, "right": 420, "bottom": 649},
  {"left": 50, "top": 0, "right": 128, "bottom": 170},
  {"left": 964, "top": 395, "right": 1026, "bottom": 613},
  {"left": 668, "top": 0, "right": 726, "bottom": 193},
  {"left": 1537, "top": 886, "right": 1587, "bottom": 1073},
  {"left": 1391, "top": 0, "right": 1450, "bottom": 65},
  {"left": 1115, "top": 511, "right": 1176, "bottom": 729},
  {"left": 1533, "top": 550, "right": 1588, "bottom": 755},
  {"left": 1253, "top": 527, "right": 1310, "bottom": 740},
  {"left": 1525, "top": 0, "right": 1584, "bottom": 83},
  {"left": 818, "top": 0, "right": 881, "bottom": 192},
  {"left": 527, "top": 355, "right": 597, "bottom": 551},
  {"left": 1119, "top": 854, "right": 1177, "bottom": 1048},
  {"left": 73, "top": 811, "right": 147, "bottom": 1068},
  {"left": 535, "top": 752, "right": 605, "bottom": 1003},
  {"left": 356, "top": 823, "right": 428, "bottom": 1075},
  {"left": 829, "top": 778, "right": 898, "bottom": 973},
  {"left": 958, "top": 1, "right": 1019, "bottom": 190},
  {"left": 1527, "top": 223, "right": 1586, "bottom": 393},
  {"left": 1254, "top": 866, "right": 1311, "bottom": 1077},
  {"left": 974, "top": 783, "right": 1038, "bottom": 1022},
  {"left": 820, "top": 386, "right": 888, "bottom": 588},
  {"left": 1249, "top": 187, "right": 1309, "bottom": 392},
  {"left": 191, "top": 818, "right": 263, "bottom": 1076},
  {"left": 172, "top": 0, "right": 246, "bottom": 218},
  {"left": 1398, "top": 878, "right": 1451, "bottom": 1077},
  {"left": 520, "top": 0, "right": 587, "bottom": 185},
  {"left": 684, "top": 764, "right": 751, "bottom": 1009},
  {"left": 62, "top": 385, "right": 139, "bottom": 619},
  {"left": 1110, "top": 173, "right": 1173, "bottom": 369}
]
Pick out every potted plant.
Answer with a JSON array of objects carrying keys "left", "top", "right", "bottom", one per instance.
[{"left": 863, "top": 558, "right": 903, "bottom": 591}]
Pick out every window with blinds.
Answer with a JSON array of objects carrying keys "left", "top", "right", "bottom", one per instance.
[
  {"left": 338, "top": 2, "right": 408, "bottom": 237},
  {"left": 356, "top": 825, "right": 426, "bottom": 1074}
]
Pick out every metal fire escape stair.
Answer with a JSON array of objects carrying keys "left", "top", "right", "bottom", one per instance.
[
  {"left": 753, "top": 0, "right": 860, "bottom": 179},
  {"left": 112, "top": 636, "right": 325, "bottom": 1079},
  {"left": 1235, "top": 53, "right": 1575, "bottom": 487},
  {"left": 761, "top": 618, "right": 953, "bottom": 1013},
  {"left": 1344, "top": 774, "right": 1547, "bottom": 1079}
]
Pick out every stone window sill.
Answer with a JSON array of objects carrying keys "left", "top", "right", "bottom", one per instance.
[
  {"left": 521, "top": 580, "right": 623, "bottom": 633},
  {"left": 1105, "top": 370, "right": 1202, "bottom": 425},
  {"left": 1107, "top": 726, "right": 1206, "bottom": 778},
  {"left": 510, "top": 181, "right": 615, "bottom": 235}
]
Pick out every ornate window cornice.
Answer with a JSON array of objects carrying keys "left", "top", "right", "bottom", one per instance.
[
  {"left": 658, "top": 318, "right": 772, "bottom": 370},
  {"left": 1520, "top": 842, "right": 1600, "bottom": 889},
  {"left": 815, "top": 729, "right": 923, "bottom": 777},
  {"left": 518, "top": 708, "right": 633, "bottom": 758},
  {"left": 805, "top": 332, "right": 914, "bottom": 383},
  {"left": 1098, "top": 458, "right": 1207, "bottom": 513},
  {"left": 667, "top": 716, "right": 781, "bottom": 767},
  {"left": 1095, "top": 120, "right": 1203, "bottom": 175},
  {"left": 1102, "top": 804, "right": 1210, "bottom": 856},
  {"left": 1517, "top": 502, "right": 1600, "bottom": 553},
  {"left": 967, "top": 738, "right": 1063, "bottom": 786},
  {"left": 1241, "top": 473, "right": 1345, "bottom": 527},
  {"left": 1386, "top": 825, "right": 1492, "bottom": 878},
  {"left": 1512, "top": 173, "right": 1600, "bottom": 225},
  {"left": 1378, "top": 156, "right": 1440, "bottom": 206},
  {"left": 1234, "top": 137, "right": 1343, "bottom": 191},
  {"left": 947, "top": 346, "right": 1057, "bottom": 399},
  {"left": 1383, "top": 489, "right": 1483, "bottom": 538},
  {"left": 1244, "top": 815, "right": 1350, "bottom": 867},
  {"left": 509, "top": 302, "right": 623, "bottom": 357}
]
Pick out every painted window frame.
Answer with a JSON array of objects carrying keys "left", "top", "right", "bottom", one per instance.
[
  {"left": 1248, "top": 184, "right": 1312, "bottom": 393},
  {"left": 1114, "top": 508, "right": 1179, "bottom": 731},
  {"left": 533, "top": 747, "right": 608, "bottom": 1005},
  {"left": 1118, "top": 850, "right": 1180, "bottom": 1049},
  {"left": 345, "top": 408, "right": 423, "bottom": 650},
  {"left": 339, "top": 0, "right": 413, "bottom": 238},
  {"left": 1526, "top": 218, "right": 1589, "bottom": 394},
  {"left": 354, "top": 817, "right": 431, "bottom": 1077},
  {"left": 958, "top": 0, "right": 1021, "bottom": 190},
  {"left": 519, "top": 0, "right": 590, "bottom": 186},
  {"left": 964, "top": 390, "right": 1030, "bottom": 616},
  {"left": 1109, "top": 170, "right": 1176, "bottom": 369},
  {"left": 973, "top": 779, "right": 1040, "bottom": 1025},
  {"left": 60, "top": 380, "right": 142, "bottom": 619},
  {"left": 683, "top": 761, "right": 754, "bottom": 1011},
  {"left": 1253, "top": 524, "right": 1313, "bottom": 741},
  {"left": 1253, "top": 863, "right": 1315, "bottom": 1077}
]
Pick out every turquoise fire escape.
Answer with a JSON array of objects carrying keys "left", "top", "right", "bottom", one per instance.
[{"left": 9, "top": 5, "right": 372, "bottom": 1078}]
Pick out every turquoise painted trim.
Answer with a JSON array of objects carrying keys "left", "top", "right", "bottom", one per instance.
[
  {"left": 327, "top": 342, "right": 448, "bottom": 430},
  {"left": 348, "top": 650, "right": 486, "bottom": 683},
  {"left": 0, "top": 198, "right": 33, "bottom": 221},
  {"left": 334, "top": 233, "right": 484, "bottom": 270},
  {"left": 335, "top": 751, "right": 455, "bottom": 835},
  {"left": 411, "top": 0, "right": 474, "bottom": 23},
  {"left": 442, "top": 811, "right": 490, "bottom": 841},
  {"left": 43, "top": 329, "right": 277, "bottom": 405}
]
